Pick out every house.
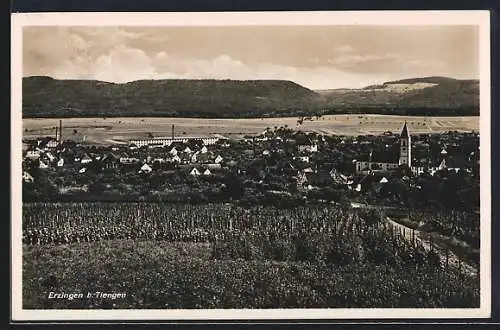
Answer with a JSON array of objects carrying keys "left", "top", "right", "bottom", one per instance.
[
  {"left": 39, "top": 160, "right": 49, "bottom": 169},
  {"left": 120, "top": 153, "right": 140, "bottom": 164},
  {"left": 79, "top": 167, "right": 87, "bottom": 173},
  {"left": 169, "top": 147, "right": 178, "bottom": 156},
  {"left": 140, "top": 163, "right": 153, "bottom": 174},
  {"left": 153, "top": 158, "right": 166, "bottom": 164},
  {"left": 81, "top": 154, "right": 93, "bottom": 164},
  {"left": 203, "top": 168, "right": 212, "bottom": 176},
  {"left": 262, "top": 150, "right": 271, "bottom": 156},
  {"left": 206, "top": 163, "right": 222, "bottom": 170},
  {"left": 183, "top": 146, "right": 192, "bottom": 154},
  {"left": 329, "top": 169, "right": 349, "bottom": 184},
  {"left": 171, "top": 155, "right": 181, "bottom": 163},
  {"left": 101, "top": 153, "right": 120, "bottom": 169},
  {"left": 57, "top": 158, "right": 64, "bottom": 167},
  {"left": 26, "top": 150, "right": 40, "bottom": 159},
  {"left": 46, "top": 139, "right": 59, "bottom": 149},
  {"left": 298, "top": 144, "right": 318, "bottom": 153},
  {"left": 45, "top": 152, "right": 56, "bottom": 162},
  {"left": 190, "top": 167, "right": 201, "bottom": 176},
  {"left": 195, "top": 153, "right": 210, "bottom": 164},
  {"left": 23, "top": 171, "right": 34, "bottom": 183},
  {"left": 215, "top": 155, "right": 223, "bottom": 164},
  {"left": 200, "top": 146, "right": 208, "bottom": 154}
]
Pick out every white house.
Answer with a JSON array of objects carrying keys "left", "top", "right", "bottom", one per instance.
[
  {"left": 207, "top": 163, "right": 222, "bottom": 169},
  {"left": 46, "top": 140, "right": 58, "bottom": 149},
  {"left": 184, "top": 146, "right": 192, "bottom": 154},
  {"left": 81, "top": 154, "right": 93, "bottom": 164},
  {"left": 203, "top": 168, "right": 212, "bottom": 176},
  {"left": 39, "top": 160, "right": 49, "bottom": 169},
  {"left": 26, "top": 150, "right": 40, "bottom": 159},
  {"left": 23, "top": 171, "right": 34, "bottom": 183},
  {"left": 215, "top": 155, "right": 223, "bottom": 164},
  {"left": 190, "top": 167, "right": 201, "bottom": 176},
  {"left": 79, "top": 167, "right": 87, "bottom": 173},
  {"left": 298, "top": 144, "right": 318, "bottom": 153},
  {"left": 201, "top": 146, "right": 208, "bottom": 154},
  {"left": 171, "top": 155, "right": 181, "bottom": 163},
  {"left": 46, "top": 152, "right": 56, "bottom": 162},
  {"left": 57, "top": 158, "right": 64, "bottom": 167},
  {"left": 169, "top": 147, "right": 178, "bottom": 156},
  {"left": 140, "top": 163, "right": 153, "bottom": 174}
]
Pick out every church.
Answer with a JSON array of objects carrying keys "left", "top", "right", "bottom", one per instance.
[{"left": 355, "top": 122, "right": 413, "bottom": 174}]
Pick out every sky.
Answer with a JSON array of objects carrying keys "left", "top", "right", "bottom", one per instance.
[{"left": 23, "top": 25, "right": 479, "bottom": 90}]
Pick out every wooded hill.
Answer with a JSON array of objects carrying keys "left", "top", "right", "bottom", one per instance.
[{"left": 23, "top": 76, "right": 479, "bottom": 118}]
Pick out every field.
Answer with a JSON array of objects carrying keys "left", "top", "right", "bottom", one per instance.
[
  {"left": 22, "top": 202, "right": 480, "bottom": 309},
  {"left": 22, "top": 115, "right": 479, "bottom": 145}
]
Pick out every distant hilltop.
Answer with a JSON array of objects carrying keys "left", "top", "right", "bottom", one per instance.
[
  {"left": 316, "top": 76, "right": 479, "bottom": 115},
  {"left": 22, "top": 76, "right": 479, "bottom": 118}
]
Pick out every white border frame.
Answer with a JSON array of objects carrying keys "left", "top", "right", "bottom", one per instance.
[{"left": 11, "top": 10, "right": 491, "bottom": 321}]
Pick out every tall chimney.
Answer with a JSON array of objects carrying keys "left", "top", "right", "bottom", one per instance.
[
  {"left": 55, "top": 127, "right": 58, "bottom": 142},
  {"left": 59, "top": 120, "right": 62, "bottom": 143},
  {"left": 172, "top": 124, "right": 175, "bottom": 139}
]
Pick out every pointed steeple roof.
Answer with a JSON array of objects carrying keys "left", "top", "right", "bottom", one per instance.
[{"left": 400, "top": 121, "right": 410, "bottom": 138}]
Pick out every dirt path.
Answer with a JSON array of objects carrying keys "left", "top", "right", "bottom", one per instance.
[{"left": 386, "top": 217, "right": 478, "bottom": 278}]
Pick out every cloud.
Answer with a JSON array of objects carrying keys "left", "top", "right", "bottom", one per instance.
[
  {"left": 23, "top": 26, "right": 474, "bottom": 89},
  {"left": 25, "top": 36, "right": 394, "bottom": 89},
  {"left": 335, "top": 45, "right": 355, "bottom": 53}
]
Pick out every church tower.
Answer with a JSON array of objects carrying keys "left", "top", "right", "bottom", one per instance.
[{"left": 398, "top": 121, "right": 411, "bottom": 168}]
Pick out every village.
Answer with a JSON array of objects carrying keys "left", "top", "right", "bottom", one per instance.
[{"left": 21, "top": 122, "right": 480, "bottom": 210}]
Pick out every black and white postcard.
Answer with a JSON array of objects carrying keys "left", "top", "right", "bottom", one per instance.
[{"left": 11, "top": 11, "right": 491, "bottom": 321}]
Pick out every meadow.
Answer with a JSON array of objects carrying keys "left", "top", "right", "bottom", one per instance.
[{"left": 23, "top": 115, "right": 479, "bottom": 145}]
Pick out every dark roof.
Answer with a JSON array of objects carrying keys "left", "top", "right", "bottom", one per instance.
[
  {"left": 400, "top": 122, "right": 410, "bottom": 138},
  {"left": 358, "top": 150, "right": 398, "bottom": 163}
]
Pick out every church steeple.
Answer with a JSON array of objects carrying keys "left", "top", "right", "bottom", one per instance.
[
  {"left": 398, "top": 121, "right": 411, "bottom": 168},
  {"left": 400, "top": 121, "right": 410, "bottom": 138}
]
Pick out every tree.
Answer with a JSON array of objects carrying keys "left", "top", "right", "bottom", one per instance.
[{"left": 222, "top": 171, "right": 245, "bottom": 200}]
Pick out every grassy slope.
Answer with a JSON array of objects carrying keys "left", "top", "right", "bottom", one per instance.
[
  {"left": 23, "top": 240, "right": 479, "bottom": 309},
  {"left": 321, "top": 77, "right": 479, "bottom": 112}
]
